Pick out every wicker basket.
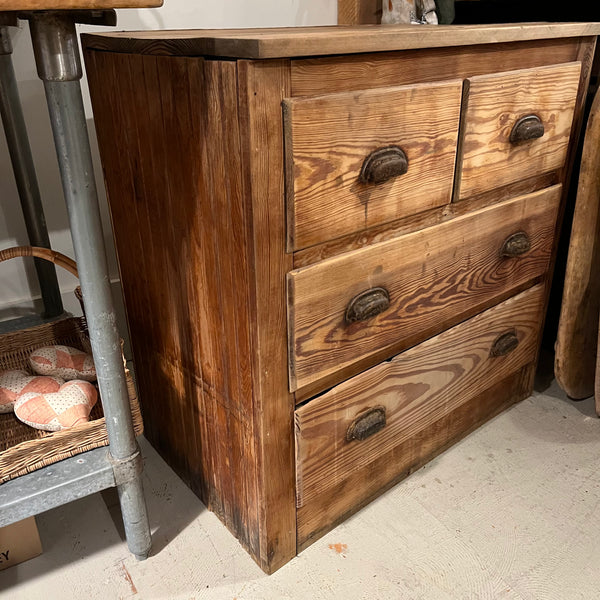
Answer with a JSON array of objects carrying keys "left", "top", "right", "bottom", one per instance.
[{"left": 0, "top": 246, "right": 143, "bottom": 484}]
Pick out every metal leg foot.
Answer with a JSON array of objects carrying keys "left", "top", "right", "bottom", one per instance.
[{"left": 117, "top": 477, "right": 152, "bottom": 560}]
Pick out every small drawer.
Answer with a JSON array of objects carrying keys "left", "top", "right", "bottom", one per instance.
[
  {"left": 295, "top": 283, "right": 545, "bottom": 520},
  {"left": 284, "top": 80, "right": 463, "bottom": 250},
  {"left": 456, "top": 62, "right": 581, "bottom": 200},
  {"left": 287, "top": 185, "right": 560, "bottom": 392}
]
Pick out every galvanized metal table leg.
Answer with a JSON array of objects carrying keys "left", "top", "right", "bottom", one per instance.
[
  {"left": 0, "top": 25, "right": 63, "bottom": 318},
  {"left": 28, "top": 12, "right": 151, "bottom": 561}
]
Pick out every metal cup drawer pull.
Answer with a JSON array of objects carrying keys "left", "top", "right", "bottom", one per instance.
[
  {"left": 510, "top": 114, "right": 545, "bottom": 144},
  {"left": 490, "top": 330, "right": 520, "bottom": 357},
  {"left": 501, "top": 231, "right": 531, "bottom": 258},
  {"left": 358, "top": 145, "right": 409, "bottom": 185},
  {"left": 346, "top": 406, "right": 387, "bottom": 442},
  {"left": 345, "top": 287, "right": 391, "bottom": 324}
]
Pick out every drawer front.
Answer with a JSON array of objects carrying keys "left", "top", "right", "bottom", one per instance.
[
  {"left": 288, "top": 185, "right": 560, "bottom": 392},
  {"left": 457, "top": 62, "right": 580, "bottom": 200},
  {"left": 295, "top": 283, "right": 545, "bottom": 511},
  {"left": 284, "top": 80, "right": 463, "bottom": 250}
]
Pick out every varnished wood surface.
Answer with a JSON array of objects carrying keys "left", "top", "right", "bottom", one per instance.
[
  {"left": 284, "top": 80, "right": 462, "bottom": 250},
  {"left": 297, "top": 363, "right": 534, "bottom": 548},
  {"left": 1, "top": 0, "right": 161, "bottom": 8},
  {"left": 288, "top": 186, "right": 561, "bottom": 393},
  {"left": 236, "top": 59, "right": 297, "bottom": 573},
  {"left": 295, "top": 284, "right": 545, "bottom": 508},
  {"left": 291, "top": 38, "right": 584, "bottom": 96},
  {"left": 293, "top": 172, "right": 560, "bottom": 269},
  {"left": 81, "top": 23, "right": 600, "bottom": 59},
  {"left": 337, "top": 0, "right": 380, "bottom": 25},
  {"left": 456, "top": 62, "right": 581, "bottom": 201},
  {"left": 541, "top": 37, "right": 596, "bottom": 390},
  {"left": 85, "top": 50, "right": 262, "bottom": 555},
  {"left": 84, "top": 51, "right": 295, "bottom": 573},
  {"left": 555, "top": 86, "right": 600, "bottom": 400},
  {"left": 83, "top": 31, "right": 597, "bottom": 570}
]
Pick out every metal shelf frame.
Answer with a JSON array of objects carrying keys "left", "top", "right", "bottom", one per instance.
[
  {"left": 0, "top": 447, "right": 117, "bottom": 527},
  {"left": 0, "top": 15, "right": 63, "bottom": 319},
  {"left": 0, "top": 10, "right": 151, "bottom": 560}
]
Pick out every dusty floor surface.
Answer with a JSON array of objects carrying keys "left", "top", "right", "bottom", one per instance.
[{"left": 1, "top": 381, "right": 599, "bottom": 600}]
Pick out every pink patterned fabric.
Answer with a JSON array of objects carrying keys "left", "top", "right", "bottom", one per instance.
[
  {"left": 14, "top": 380, "right": 98, "bottom": 432},
  {"left": 29, "top": 345, "right": 96, "bottom": 382},
  {"left": 0, "top": 370, "right": 64, "bottom": 414}
]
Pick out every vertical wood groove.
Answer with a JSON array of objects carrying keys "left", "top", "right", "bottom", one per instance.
[{"left": 85, "top": 49, "right": 263, "bottom": 560}]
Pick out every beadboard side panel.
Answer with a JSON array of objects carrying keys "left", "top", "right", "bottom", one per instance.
[{"left": 84, "top": 50, "right": 294, "bottom": 571}]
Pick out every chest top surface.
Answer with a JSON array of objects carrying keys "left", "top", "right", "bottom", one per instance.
[{"left": 82, "top": 22, "right": 600, "bottom": 59}]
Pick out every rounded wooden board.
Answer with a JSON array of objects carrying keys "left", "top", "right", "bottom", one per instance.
[{"left": 555, "top": 86, "right": 600, "bottom": 402}]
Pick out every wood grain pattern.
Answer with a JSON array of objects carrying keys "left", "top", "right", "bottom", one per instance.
[
  {"left": 1, "top": 0, "right": 160, "bottom": 8},
  {"left": 540, "top": 37, "right": 596, "bottom": 375},
  {"left": 83, "top": 30, "right": 597, "bottom": 570},
  {"left": 297, "top": 363, "right": 534, "bottom": 548},
  {"left": 284, "top": 80, "right": 462, "bottom": 250},
  {"left": 84, "top": 50, "right": 294, "bottom": 573},
  {"left": 81, "top": 24, "right": 600, "bottom": 60},
  {"left": 555, "top": 86, "right": 600, "bottom": 400},
  {"left": 337, "top": 0, "right": 380, "bottom": 24},
  {"left": 293, "top": 171, "right": 560, "bottom": 269},
  {"left": 288, "top": 186, "right": 561, "bottom": 392},
  {"left": 236, "top": 60, "right": 297, "bottom": 573},
  {"left": 291, "top": 38, "right": 582, "bottom": 96},
  {"left": 295, "top": 284, "right": 545, "bottom": 508},
  {"left": 457, "top": 62, "right": 581, "bottom": 200}
]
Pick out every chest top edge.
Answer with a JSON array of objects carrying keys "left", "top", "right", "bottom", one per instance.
[{"left": 81, "top": 22, "right": 600, "bottom": 60}]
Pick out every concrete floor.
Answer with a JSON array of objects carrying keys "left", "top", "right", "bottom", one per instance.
[{"left": 1, "top": 380, "right": 599, "bottom": 600}]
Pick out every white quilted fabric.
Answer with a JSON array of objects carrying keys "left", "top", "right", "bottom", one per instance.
[
  {"left": 29, "top": 345, "right": 96, "bottom": 382},
  {"left": 14, "top": 380, "right": 98, "bottom": 432},
  {"left": 0, "top": 370, "right": 64, "bottom": 414}
]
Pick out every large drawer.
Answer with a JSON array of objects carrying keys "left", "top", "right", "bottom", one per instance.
[
  {"left": 287, "top": 185, "right": 560, "bottom": 392},
  {"left": 456, "top": 62, "right": 580, "bottom": 200},
  {"left": 284, "top": 80, "right": 463, "bottom": 250},
  {"left": 295, "top": 284, "right": 545, "bottom": 538}
]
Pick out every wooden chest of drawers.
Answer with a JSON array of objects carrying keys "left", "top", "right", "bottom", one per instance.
[{"left": 82, "top": 23, "right": 600, "bottom": 573}]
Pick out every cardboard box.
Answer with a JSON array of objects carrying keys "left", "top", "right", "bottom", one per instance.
[{"left": 0, "top": 517, "right": 42, "bottom": 570}]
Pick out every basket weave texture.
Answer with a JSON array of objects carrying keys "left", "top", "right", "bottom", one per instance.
[{"left": 0, "top": 246, "right": 143, "bottom": 483}]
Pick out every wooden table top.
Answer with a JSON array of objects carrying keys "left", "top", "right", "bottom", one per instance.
[
  {"left": 82, "top": 22, "right": 600, "bottom": 60},
  {"left": 0, "top": 0, "right": 161, "bottom": 10}
]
